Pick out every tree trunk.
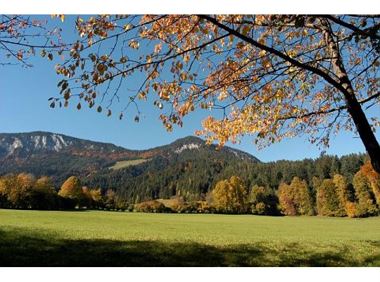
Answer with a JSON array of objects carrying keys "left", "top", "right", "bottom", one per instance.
[
  {"left": 323, "top": 21, "right": 380, "bottom": 174},
  {"left": 344, "top": 88, "right": 380, "bottom": 174}
]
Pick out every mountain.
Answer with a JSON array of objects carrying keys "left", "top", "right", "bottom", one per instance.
[
  {"left": 0, "top": 131, "right": 137, "bottom": 159},
  {"left": 0, "top": 131, "right": 136, "bottom": 183},
  {"left": 0, "top": 131, "right": 367, "bottom": 204},
  {"left": 0, "top": 131, "right": 258, "bottom": 163},
  {"left": 0, "top": 131, "right": 259, "bottom": 201}
]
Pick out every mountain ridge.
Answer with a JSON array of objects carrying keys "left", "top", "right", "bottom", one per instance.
[
  {"left": 0, "top": 131, "right": 260, "bottom": 196},
  {"left": 0, "top": 131, "right": 366, "bottom": 204},
  {"left": 0, "top": 131, "right": 259, "bottom": 162}
]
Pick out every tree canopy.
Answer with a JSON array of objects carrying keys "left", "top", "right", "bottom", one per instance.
[
  {"left": 211, "top": 176, "right": 247, "bottom": 213},
  {"left": 58, "top": 176, "right": 84, "bottom": 206},
  {"left": 1, "top": 15, "right": 380, "bottom": 172},
  {"left": 0, "top": 160, "right": 379, "bottom": 217}
]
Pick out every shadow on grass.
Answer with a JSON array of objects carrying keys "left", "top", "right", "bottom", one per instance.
[{"left": 0, "top": 228, "right": 379, "bottom": 266}]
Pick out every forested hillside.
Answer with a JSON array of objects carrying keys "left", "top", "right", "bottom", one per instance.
[
  {"left": 84, "top": 152, "right": 366, "bottom": 204},
  {"left": 0, "top": 132, "right": 367, "bottom": 206},
  {"left": 0, "top": 132, "right": 258, "bottom": 200}
]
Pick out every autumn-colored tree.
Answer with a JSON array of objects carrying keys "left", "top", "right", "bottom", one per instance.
[
  {"left": 332, "top": 174, "right": 350, "bottom": 204},
  {"left": 311, "top": 176, "right": 322, "bottom": 193},
  {"left": 161, "top": 197, "right": 189, "bottom": 213},
  {"left": 108, "top": 189, "right": 127, "bottom": 210},
  {"left": 194, "top": 200, "right": 213, "bottom": 213},
  {"left": 134, "top": 200, "right": 169, "bottom": 213},
  {"left": 278, "top": 182, "right": 297, "bottom": 216},
  {"left": 292, "top": 177, "right": 314, "bottom": 215},
  {"left": 104, "top": 189, "right": 116, "bottom": 210},
  {"left": 352, "top": 169, "right": 379, "bottom": 217},
  {"left": 3, "top": 15, "right": 380, "bottom": 172},
  {"left": 0, "top": 177, "right": 6, "bottom": 207},
  {"left": 278, "top": 177, "right": 314, "bottom": 216},
  {"left": 211, "top": 176, "right": 247, "bottom": 213},
  {"left": 332, "top": 173, "right": 358, "bottom": 217},
  {"left": 89, "top": 188, "right": 104, "bottom": 209},
  {"left": 316, "top": 179, "right": 346, "bottom": 217},
  {"left": 31, "top": 176, "right": 58, "bottom": 210},
  {"left": 0, "top": 174, "right": 58, "bottom": 209},
  {"left": 0, "top": 175, "right": 16, "bottom": 208},
  {"left": 248, "top": 185, "right": 278, "bottom": 215},
  {"left": 6, "top": 173, "right": 36, "bottom": 209},
  {"left": 81, "top": 186, "right": 93, "bottom": 208},
  {"left": 45, "top": 15, "right": 380, "bottom": 174},
  {"left": 58, "top": 176, "right": 85, "bottom": 208},
  {"left": 358, "top": 161, "right": 380, "bottom": 205}
]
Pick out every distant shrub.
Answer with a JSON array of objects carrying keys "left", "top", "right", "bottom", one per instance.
[
  {"left": 89, "top": 188, "right": 103, "bottom": 209},
  {"left": 104, "top": 189, "right": 116, "bottom": 210},
  {"left": 126, "top": 204, "right": 134, "bottom": 212},
  {"left": 58, "top": 196, "right": 76, "bottom": 210},
  {"left": 254, "top": 202, "right": 266, "bottom": 215},
  {"left": 248, "top": 185, "right": 278, "bottom": 215},
  {"left": 158, "top": 197, "right": 196, "bottom": 213},
  {"left": 194, "top": 200, "right": 215, "bottom": 213},
  {"left": 134, "top": 200, "right": 172, "bottom": 213}
]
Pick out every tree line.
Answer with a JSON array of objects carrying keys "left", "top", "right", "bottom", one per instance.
[
  {"left": 0, "top": 174, "right": 127, "bottom": 211},
  {"left": 83, "top": 152, "right": 365, "bottom": 204},
  {"left": 0, "top": 160, "right": 379, "bottom": 217},
  {"left": 208, "top": 161, "right": 380, "bottom": 217}
]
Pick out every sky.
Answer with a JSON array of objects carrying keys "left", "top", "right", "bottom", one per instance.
[{"left": 0, "top": 15, "right": 379, "bottom": 162}]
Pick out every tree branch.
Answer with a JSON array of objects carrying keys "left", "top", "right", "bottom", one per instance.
[
  {"left": 197, "top": 15, "right": 350, "bottom": 96},
  {"left": 324, "top": 15, "right": 380, "bottom": 41},
  {"left": 280, "top": 92, "right": 380, "bottom": 121}
]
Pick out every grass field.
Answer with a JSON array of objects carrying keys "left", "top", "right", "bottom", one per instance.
[{"left": 1, "top": 209, "right": 380, "bottom": 266}]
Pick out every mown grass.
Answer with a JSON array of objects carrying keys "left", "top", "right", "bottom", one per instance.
[
  {"left": 109, "top": 159, "right": 149, "bottom": 170},
  {"left": 0, "top": 209, "right": 379, "bottom": 266}
]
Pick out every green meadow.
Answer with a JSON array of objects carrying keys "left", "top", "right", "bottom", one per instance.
[
  {"left": 109, "top": 159, "right": 150, "bottom": 170},
  {"left": 1, "top": 209, "right": 379, "bottom": 266}
]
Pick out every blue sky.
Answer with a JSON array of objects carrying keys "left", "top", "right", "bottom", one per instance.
[{"left": 0, "top": 16, "right": 378, "bottom": 162}]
